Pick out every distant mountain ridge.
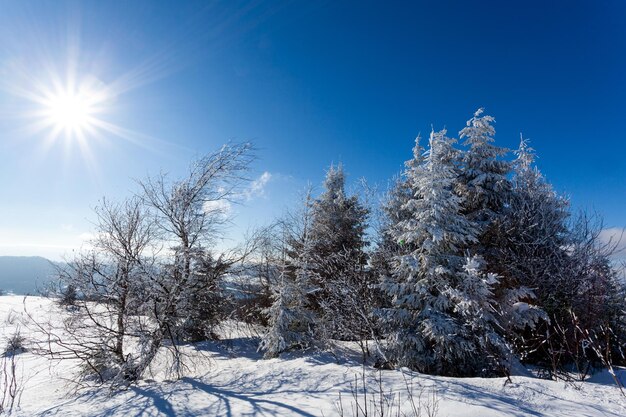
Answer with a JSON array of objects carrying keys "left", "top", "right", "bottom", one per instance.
[{"left": 0, "top": 256, "right": 58, "bottom": 295}]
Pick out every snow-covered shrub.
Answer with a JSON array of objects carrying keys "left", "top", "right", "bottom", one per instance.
[
  {"left": 3, "top": 329, "right": 26, "bottom": 357},
  {"left": 58, "top": 283, "right": 78, "bottom": 308},
  {"left": 260, "top": 268, "right": 316, "bottom": 358}
]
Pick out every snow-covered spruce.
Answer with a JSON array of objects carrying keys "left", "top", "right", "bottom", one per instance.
[
  {"left": 308, "top": 164, "right": 372, "bottom": 342},
  {"left": 380, "top": 129, "right": 511, "bottom": 376},
  {"left": 458, "top": 111, "right": 546, "bottom": 355},
  {"left": 260, "top": 189, "right": 318, "bottom": 358},
  {"left": 458, "top": 108, "right": 511, "bottom": 227}
]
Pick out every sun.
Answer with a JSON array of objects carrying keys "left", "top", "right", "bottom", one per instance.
[
  {"left": 37, "top": 81, "right": 107, "bottom": 140},
  {"left": 46, "top": 91, "right": 94, "bottom": 131},
  {"left": 15, "top": 70, "right": 158, "bottom": 163},
  {"left": 5, "top": 52, "right": 166, "bottom": 162}
]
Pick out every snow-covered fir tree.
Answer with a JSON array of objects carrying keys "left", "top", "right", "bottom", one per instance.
[
  {"left": 307, "top": 164, "right": 371, "bottom": 341},
  {"left": 457, "top": 108, "right": 510, "bottom": 272},
  {"left": 260, "top": 190, "right": 318, "bottom": 358},
  {"left": 458, "top": 110, "right": 545, "bottom": 341},
  {"left": 458, "top": 108, "right": 511, "bottom": 227},
  {"left": 260, "top": 263, "right": 316, "bottom": 358},
  {"left": 309, "top": 164, "right": 369, "bottom": 265},
  {"left": 381, "top": 129, "right": 511, "bottom": 376},
  {"left": 500, "top": 138, "right": 626, "bottom": 367}
]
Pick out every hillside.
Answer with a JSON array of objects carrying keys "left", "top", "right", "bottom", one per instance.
[
  {"left": 0, "top": 257, "right": 57, "bottom": 295},
  {"left": 0, "top": 296, "right": 624, "bottom": 417}
]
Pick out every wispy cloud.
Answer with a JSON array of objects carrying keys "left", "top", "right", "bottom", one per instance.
[
  {"left": 243, "top": 171, "right": 272, "bottom": 201},
  {"left": 203, "top": 199, "right": 232, "bottom": 217},
  {"left": 198, "top": 172, "right": 273, "bottom": 219}
]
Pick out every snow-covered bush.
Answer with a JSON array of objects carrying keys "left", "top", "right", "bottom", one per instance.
[{"left": 3, "top": 329, "right": 26, "bottom": 357}]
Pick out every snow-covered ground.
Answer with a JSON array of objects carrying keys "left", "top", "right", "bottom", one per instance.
[{"left": 1, "top": 295, "right": 625, "bottom": 417}]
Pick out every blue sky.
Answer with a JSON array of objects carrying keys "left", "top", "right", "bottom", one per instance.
[{"left": 0, "top": 0, "right": 625, "bottom": 260}]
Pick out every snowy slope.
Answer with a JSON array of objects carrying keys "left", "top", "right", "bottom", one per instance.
[{"left": 1, "top": 295, "right": 625, "bottom": 417}]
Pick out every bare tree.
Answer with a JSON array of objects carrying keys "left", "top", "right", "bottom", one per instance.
[
  {"left": 28, "top": 143, "right": 256, "bottom": 389},
  {"left": 129, "top": 142, "right": 255, "bottom": 377},
  {"left": 33, "top": 196, "right": 157, "bottom": 386}
]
